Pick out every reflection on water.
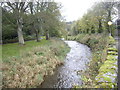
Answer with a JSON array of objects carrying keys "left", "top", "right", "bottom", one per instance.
[{"left": 40, "top": 41, "right": 92, "bottom": 88}]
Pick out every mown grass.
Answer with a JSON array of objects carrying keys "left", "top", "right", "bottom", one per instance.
[
  {"left": 2, "top": 39, "right": 70, "bottom": 88},
  {"left": 2, "top": 39, "right": 50, "bottom": 60}
]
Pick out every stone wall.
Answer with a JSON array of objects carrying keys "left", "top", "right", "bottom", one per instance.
[{"left": 95, "top": 36, "right": 118, "bottom": 88}]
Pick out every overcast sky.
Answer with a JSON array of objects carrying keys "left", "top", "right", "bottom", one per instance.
[{"left": 55, "top": 0, "right": 101, "bottom": 22}]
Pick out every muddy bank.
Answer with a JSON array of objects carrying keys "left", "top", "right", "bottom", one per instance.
[{"left": 40, "top": 41, "right": 92, "bottom": 88}]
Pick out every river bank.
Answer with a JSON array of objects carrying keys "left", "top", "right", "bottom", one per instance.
[
  {"left": 40, "top": 41, "right": 92, "bottom": 88},
  {"left": 67, "top": 34, "right": 118, "bottom": 88},
  {"left": 2, "top": 39, "right": 70, "bottom": 88}
]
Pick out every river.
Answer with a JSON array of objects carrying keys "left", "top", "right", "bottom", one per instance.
[{"left": 40, "top": 41, "right": 92, "bottom": 88}]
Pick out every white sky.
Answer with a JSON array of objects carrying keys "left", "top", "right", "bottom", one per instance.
[{"left": 54, "top": 0, "right": 101, "bottom": 22}]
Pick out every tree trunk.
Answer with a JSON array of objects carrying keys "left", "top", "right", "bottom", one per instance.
[
  {"left": 35, "top": 30, "right": 40, "bottom": 42},
  {"left": 107, "top": 10, "right": 111, "bottom": 34},
  {"left": 17, "top": 18, "right": 25, "bottom": 45},
  {"left": 98, "top": 19, "right": 102, "bottom": 33},
  {"left": 46, "top": 30, "right": 49, "bottom": 40},
  {"left": 34, "top": 24, "right": 40, "bottom": 42}
]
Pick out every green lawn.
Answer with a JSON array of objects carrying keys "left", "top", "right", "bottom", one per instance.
[{"left": 2, "top": 39, "right": 50, "bottom": 60}]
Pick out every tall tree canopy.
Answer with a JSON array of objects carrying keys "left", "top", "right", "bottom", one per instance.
[
  {"left": 2, "top": 0, "right": 64, "bottom": 44},
  {"left": 70, "top": 1, "right": 117, "bottom": 36}
]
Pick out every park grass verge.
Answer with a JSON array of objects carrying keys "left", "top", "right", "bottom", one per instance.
[
  {"left": 2, "top": 39, "right": 70, "bottom": 88},
  {"left": 2, "top": 39, "right": 50, "bottom": 60}
]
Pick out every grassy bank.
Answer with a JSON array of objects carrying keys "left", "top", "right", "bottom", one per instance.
[{"left": 2, "top": 39, "right": 70, "bottom": 88}]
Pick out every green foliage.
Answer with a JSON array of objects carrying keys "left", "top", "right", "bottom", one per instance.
[
  {"left": 99, "top": 64, "right": 117, "bottom": 73},
  {"left": 95, "top": 82, "right": 115, "bottom": 88},
  {"left": 104, "top": 60, "right": 116, "bottom": 65},
  {"left": 49, "top": 28, "right": 61, "bottom": 37},
  {"left": 109, "top": 36, "right": 116, "bottom": 44},
  {"left": 69, "top": 2, "right": 116, "bottom": 36},
  {"left": 107, "top": 47, "right": 118, "bottom": 52},
  {"left": 96, "top": 75, "right": 112, "bottom": 82},
  {"left": 106, "top": 55, "right": 117, "bottom": 60},
  {"left": 2, "top": 1, "right": 63, "bottom": 43},
  {"left": 24, "top": 35, "right": 35, "bottom": 41},
  {"left": 2, "top": 8, "right": 17, "bottom": 42},
  {"left": 107, "top": 51, "right": 118, "bottom": 55},
  {"left": 67, "top": 34, "right": 108, "bottom": 51},
  {"left": 86, "top": 38, "right": 99, "bottom": 48}
]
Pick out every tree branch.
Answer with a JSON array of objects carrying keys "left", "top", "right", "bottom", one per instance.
[{"left": 6, "top": 2, "right": 15, "bottom": 10}]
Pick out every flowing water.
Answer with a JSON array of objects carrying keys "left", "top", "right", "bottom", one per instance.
[{"left": 40, "top": 41, "right": 92, "bottom": 88}]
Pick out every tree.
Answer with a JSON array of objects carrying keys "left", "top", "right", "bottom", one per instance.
[
  {"left": 4, "top": 1, "right": 30, "bottom": 45},
  {"left": 2, "top": 1, "right": 64, "bottom": 43},
  {"left": 28, "top": 1, "right": 62, "bottom": 41},
  {"left": 41, "top": 2, "right": 62, "bottom": 40},
  {"left": 28, "top": 1, "right": 46, "bottom": 42},
  {"left": 102, "top": 1, "right": 115, "bottom": 34},
  {"left": 2, "top": 6, "right": 18, "bottom": 44},
  {"left": 72, "top": 1, "right": 116, "bottom": 35}
]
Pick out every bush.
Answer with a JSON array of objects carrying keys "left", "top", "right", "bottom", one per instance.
[
  {"left": 86, "top": 38, "right": 99, "bottom": 48},
  {"left": 24, "top": 35, "right": 35, "bottom": 41},
  {"left": 3, "top": 38, "right": 18, "bottom": 44},
  {"left": 3, "top": 35, "right": 35, "bottom": 44},
  {"left": 109, "top": 36, "right": 115, "bottom": 44}
]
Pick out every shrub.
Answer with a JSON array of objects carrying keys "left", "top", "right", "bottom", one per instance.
[
  {"left": 24, "top": 35, "right": 35, "bottom": 41},
  {"left": 3, "top": 38, "right": 18, "bottom": 44},
  {"left": 86, "top": 38, "right": 99, "bottom": 49},
  {"left": 109, "top": 36, "right": 115, "bottom": 44}
]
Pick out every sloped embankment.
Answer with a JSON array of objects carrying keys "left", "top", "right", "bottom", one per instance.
[
  {"left": 2, "top": 39, "right": 70, "bottom": 88},
  {"left": 95, "top": 36, "right": 118, "bottom": 88}
]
